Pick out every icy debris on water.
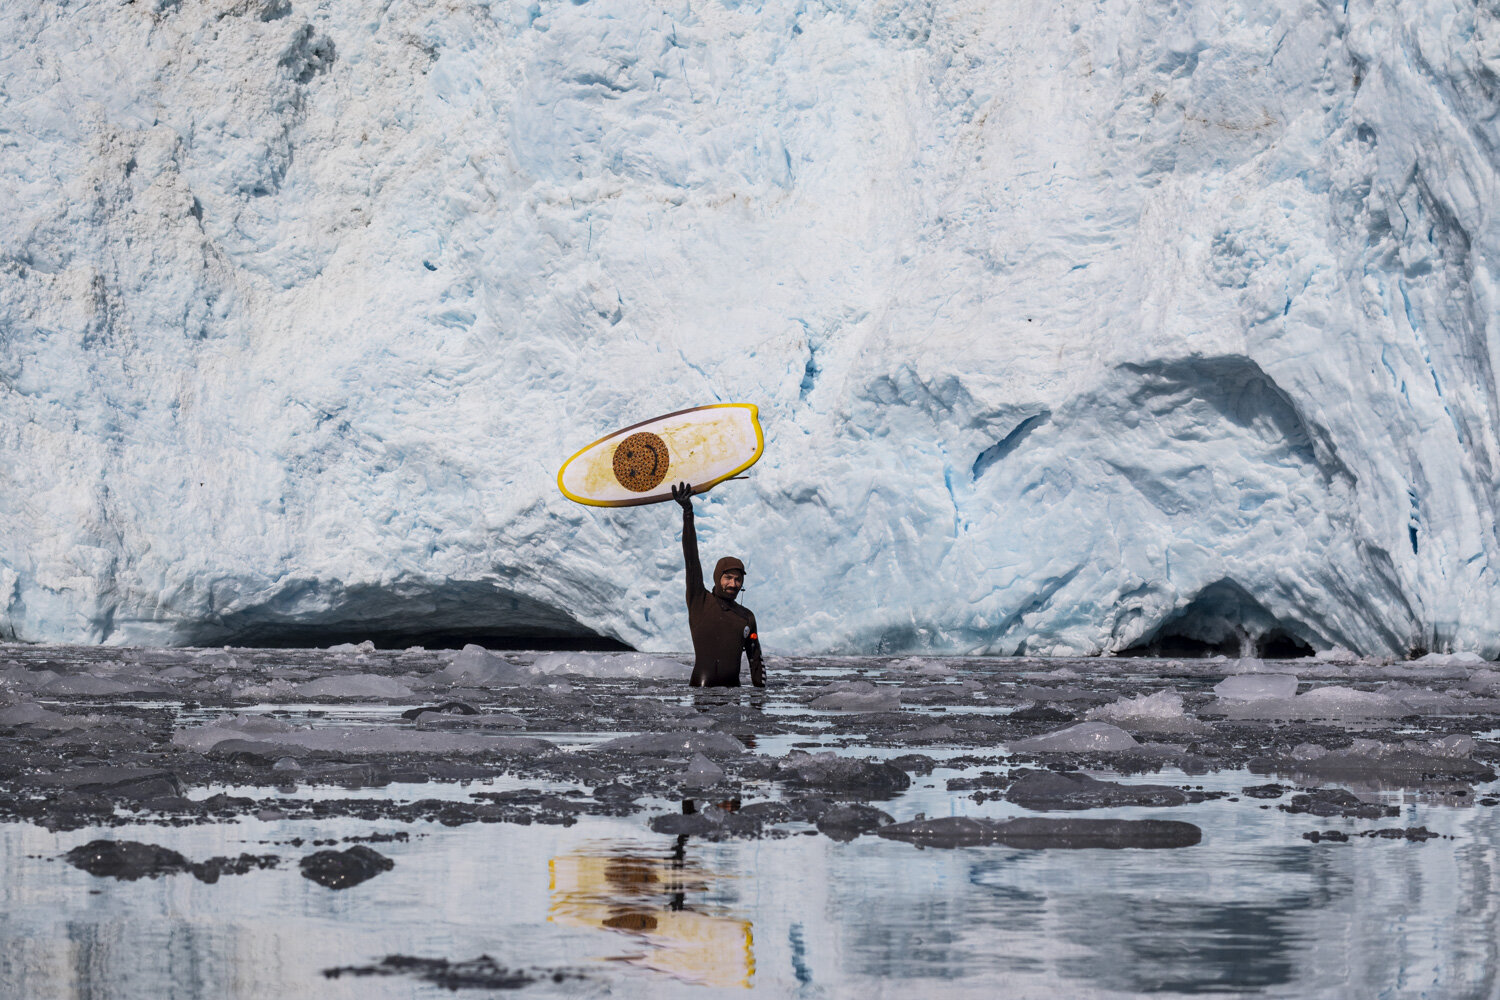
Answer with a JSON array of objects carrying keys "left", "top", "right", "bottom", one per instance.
[
  {"left": 299, "top": 845, "right": 394, "bottom": 889},
  {"left": 1004, "top": 769, "right": 1188, "bottom": 811},
  {"left": 807, "top": 680, "right": 902, "bottom": 712},
  {"left": 877, "top": 816, "right": 1202, "bottom": 850},
  {"left": 1009, "top": 721, "right": 1139, "bottom": 753}
]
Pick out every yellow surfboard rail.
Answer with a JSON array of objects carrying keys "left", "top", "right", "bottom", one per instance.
[{"left": 557, "top": 403, "right": 765, "bottom": 508}]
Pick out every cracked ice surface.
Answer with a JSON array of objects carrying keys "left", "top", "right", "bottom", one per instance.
[{"left": 4, "top": 1, "right": 1500, "bottom": 656}]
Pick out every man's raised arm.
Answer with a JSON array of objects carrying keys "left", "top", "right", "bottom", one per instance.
[{"left": 673, "top": 482, "right": 706, "bottom": 602}]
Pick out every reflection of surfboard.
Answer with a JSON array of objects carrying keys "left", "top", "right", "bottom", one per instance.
[
  {"left": 557, "top": 404, "right": 764, "bottom": 508},
  {"left": 549, "top": 852, "right": 755, "bottom": 989}
]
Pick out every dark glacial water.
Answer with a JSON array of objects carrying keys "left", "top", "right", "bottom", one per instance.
[{"left": 0, "top": 643, "right": 1497, "bottom": 998}]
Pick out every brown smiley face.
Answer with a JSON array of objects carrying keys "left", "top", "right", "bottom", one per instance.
[{"left": 612, "top": 431, "right": 670, "bottom": 492}]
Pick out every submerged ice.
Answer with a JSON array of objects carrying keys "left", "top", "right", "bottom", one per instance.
[{"left": 3, "top": 0, "right": 1500, "bottom": 657}]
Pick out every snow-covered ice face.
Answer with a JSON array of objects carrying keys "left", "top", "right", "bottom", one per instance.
[{"left": 718, "top": 571, "right": 744, "bottom": 599}]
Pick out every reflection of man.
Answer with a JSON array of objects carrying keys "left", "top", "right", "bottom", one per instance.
[{"left": 672, "top": 482, "right": 765, "bottom": 688}]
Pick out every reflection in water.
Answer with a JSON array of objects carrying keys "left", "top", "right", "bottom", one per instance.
[{"left": 549, "top": 828, "right": 755, "bottom": 989}]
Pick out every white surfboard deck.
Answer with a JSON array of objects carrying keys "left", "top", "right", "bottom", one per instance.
[{"left": 557, "top": 403, "right": 764, "bottom": 508}]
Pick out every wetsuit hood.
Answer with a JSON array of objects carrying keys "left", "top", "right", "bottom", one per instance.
[{"left": 712, "top": 556, "right": 746, "bottom": 599}]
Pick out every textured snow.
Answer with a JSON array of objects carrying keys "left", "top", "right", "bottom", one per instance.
[{"left": 4, "top": 0, "right": 1500, "bottom": 657}]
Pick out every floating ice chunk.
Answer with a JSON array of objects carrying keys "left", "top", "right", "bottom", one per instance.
[
  {"left": 1292, "top": 686, "right": 1407, "bottom": 718},
  {"left": 594, "top": 732, "right": 747, "bottom": 758},
  {"left": 1385, "top": 687, "right": 1466, "bottom": 715},
  {"left": 1214, "top": 674, "right": 1299, "bottom": 701},
  {"left": 40, "top": 675, "right": 141, "bottom": 696},
  {"left": 155, "top": 665, "right": 201, "bottom": 681},
  {"left": 1315, "top": 648, "right": 1361, "bottom": 664},
  {"left": 192, "top": 650, "right": 240, "bottom": 670},
  {"left": 229, "top": 679, "right": 298, "bottom": 701},
  {"left": 529, "top": 651, "right": 685, "bottom": 679},
  {"left": 1005, "top": 769, "right": 1187, "bottom": 810},
  {"left": 435, "top": 645, "right": 538, "bottom": 686},
  {"left": 172, "top": 721, "right": 554, "bottom": 756},
  {"left": 1010, "top": 721, "right": 1139, "bottom": 753},
  {"left": 892, "top": 658, "right": 956, "bottom": 677},
  {"left": 327, "top": 641, "right": 377, "bottom": 654},
  {"left": 0, "top": 701, "right": 88, "bottom": 730},
  {"left": 414, "top": 710, "right": 526, "bottom": 729},
  {"left": 1086, "top": 692, "right": 1188, "bottom": 731},
  {"left": 878, "top": 816, "right": 1201, "bottom": 849},
  {"left": 777, "top": 752, "right": 911, "bottom": 797},
  {"left": 1290, "top": 743, "right": 1329, "bottom": 761},
  {"left": 0, "top": 667, "right": 59, "bottom": 691},
  {"left": 170, "top": 713, "right": 293, "bottom": 751},
  {"left": 294, "top": 674, "right": 414, "bottom": 699},
  {"left": 681, "top": 753, "right": 725, "bottom": 787},
  {"left": 1222, "top": 685, "right": 1406, "bottom": 720},
  {"left": 1427, "top": 734, "right": 1477, "bottom": 758},
  {"left": 808, "top": 681, "right": 902, "bottom": 712},
  {"left": 1413, "top": 651, "right": 1487, "bottom": 667}
]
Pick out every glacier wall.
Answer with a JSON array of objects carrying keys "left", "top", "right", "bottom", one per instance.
[{"left": 2, "top": 0, "right": 1500, "bottom": 656}]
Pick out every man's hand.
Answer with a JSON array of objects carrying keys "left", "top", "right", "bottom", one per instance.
[{"left": 671, "top": 482, "right": 694, "bottom": 511}]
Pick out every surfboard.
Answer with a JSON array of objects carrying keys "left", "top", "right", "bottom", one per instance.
[{"left": 557, "top": 403, "right": 764, "bottom": 508}]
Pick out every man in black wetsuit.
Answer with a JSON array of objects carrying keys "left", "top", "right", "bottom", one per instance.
[{"left": 671, "top": 482, "right": 765, "bottom": 688}]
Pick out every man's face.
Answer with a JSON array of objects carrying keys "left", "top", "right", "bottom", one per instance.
[{"left": 718, "top": 570, "right": 744, "bottom": 599}]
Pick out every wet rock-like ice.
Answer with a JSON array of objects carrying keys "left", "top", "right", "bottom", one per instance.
[
  {"left": 1004, "top": 770, "right": 1189, "bottom": 811},
  {"left": 299, "top": 845, "right": 394, "bottom": 890},
  {"left": 877, "top": 816, "right": 1204, "bottom": 850}
]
